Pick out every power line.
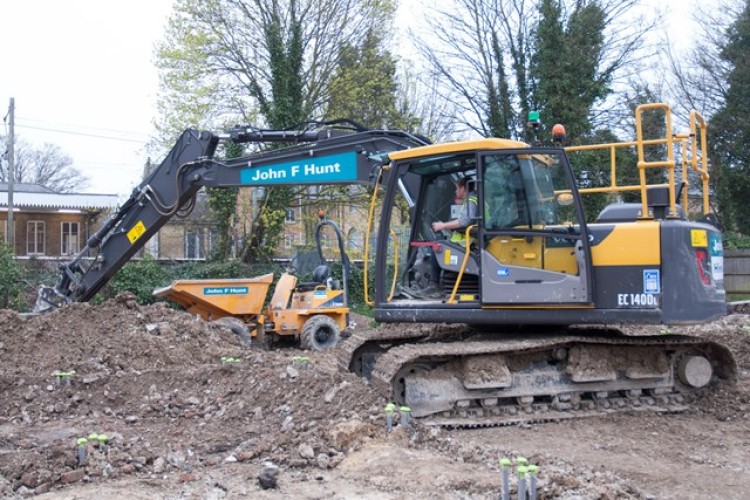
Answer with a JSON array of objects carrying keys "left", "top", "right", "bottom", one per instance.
[
  {"left": 15, "top": 123, "right": 149, "bottom": 144},
  {"left": 16, "top": 116, "right": 150, "bottom": 139}
]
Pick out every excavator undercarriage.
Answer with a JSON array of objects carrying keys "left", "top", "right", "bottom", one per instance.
[{"left": 340, "top": 326, "right": 736, "bottom": 427}]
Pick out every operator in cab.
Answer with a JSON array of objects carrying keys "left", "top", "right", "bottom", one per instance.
[
  {"left": 431, "top": 175, "right": 478, "bottom": 247},
  {"left": 409, "top": 175, "right": 479, "bottom": 300}
]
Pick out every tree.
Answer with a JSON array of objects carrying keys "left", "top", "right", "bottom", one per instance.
[
  {"left": 665, "top": 0, "right": 742, "bottom": 119},
  {"left": 416, "top": 0, "right": 523, "bottom": 138},
  {"left": 1, "top": 137, "right": 87, "bottom": 192},
  {"left": 206, "top": 141, "right": 242, "bottom": 261},
  {"left": 664, "top": 0, "right": 747, "bottom": 233},
  {"left": 326, "top": 29, "right": 419, "bottom": 130},
  {"left": 398, "top": 71, "right": 457, "bottom": 142},
  {"left": 531, "top": 0, "right": 610, "bottom": 141},
  {"left": 155, "top": 0, "right": 392, "bottom": 262},
  {"left": 416, "top": 0, "right": 653, "bottom": 141},
  {"left": 0, "top": 243, "right": 24, "bottom": 309},
  {"left": 711, "top": 1, "right": 750, "bottom": 233}
]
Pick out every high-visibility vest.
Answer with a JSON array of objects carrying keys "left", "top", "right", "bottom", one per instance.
[{"left": 449, "top": 195, "right": 488, "bottom": 247}]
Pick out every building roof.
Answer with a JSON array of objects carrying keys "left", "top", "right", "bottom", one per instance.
[{"left": 0, "top": 184, "right": 119, "bottom": 210}]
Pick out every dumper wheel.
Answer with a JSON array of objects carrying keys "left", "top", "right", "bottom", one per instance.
[
  {"left": 301, "top": 315, "right": 340, "bottom": 351},
  {"left": 213, "top": 317, "right": 252, "bottom": 348}
]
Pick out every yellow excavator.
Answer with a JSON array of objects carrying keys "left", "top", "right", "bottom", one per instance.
[{"left": 36, "top": 103, "right": 736, "bottom": 426}]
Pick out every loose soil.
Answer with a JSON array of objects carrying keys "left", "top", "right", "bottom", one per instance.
[{"left": 0, "top": 295, "right": 748, "bottom": 499}]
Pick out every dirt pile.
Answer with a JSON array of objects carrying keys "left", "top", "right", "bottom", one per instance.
[
  {"left": 0, "top": 295, "right": 388, "bottom": 496},
  {"left": 0, "top": 296, "right": 748, "bottom": 498}
]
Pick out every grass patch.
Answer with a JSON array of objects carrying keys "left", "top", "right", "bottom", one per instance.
[{"left": 728, "top": 293, "right": 750, "bottom": 302}]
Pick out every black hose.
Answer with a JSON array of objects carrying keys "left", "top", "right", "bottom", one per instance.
[{"left": 315, "top": 220, "right": 351, "bottom": 308}]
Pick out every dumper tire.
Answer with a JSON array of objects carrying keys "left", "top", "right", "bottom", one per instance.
[
  {"left": 301, "top": 315, "right": 340, "bottom": 351},
  {"left": 213, "top": 317, "right": 252, "bottom": 348}
]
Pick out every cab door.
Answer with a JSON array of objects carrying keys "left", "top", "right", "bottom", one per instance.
[{"left": 478, "top": 150, "right": 592, "bottom": 305}]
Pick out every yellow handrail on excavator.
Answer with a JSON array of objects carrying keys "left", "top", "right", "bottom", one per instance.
[
  {"left": 565, "top": 103, "right": 712, "bottom": 218},
  {"left": 635, "top": 103, "right": 677, "bottom": 218},
  {"left": 387, "top": 228, "right": 400, "bottom": 302},
  {"left": 447, "top": 225, "right": 477, "bottom": 304},
  {"left": 364, "top": 166, "right": 387, "bottom": 306},
  {"left": 689, "top": 110, "right": 711, "bottom": 215}
]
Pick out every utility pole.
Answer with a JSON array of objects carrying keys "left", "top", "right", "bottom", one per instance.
[{"left": 6, "top": 98, "right": 15, "bottom": 254}]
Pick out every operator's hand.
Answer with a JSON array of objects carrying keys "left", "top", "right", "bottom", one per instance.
[{"left": 432, "top": 221, "right": 445, "bottom": 232}]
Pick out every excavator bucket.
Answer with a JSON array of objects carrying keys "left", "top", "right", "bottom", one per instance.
[{"left": 153, "top": 273, "right": 274, "bottom": 320}]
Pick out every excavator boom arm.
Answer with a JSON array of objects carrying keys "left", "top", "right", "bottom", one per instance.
[{"left": 37, "top": 126, "right": 428, "bottom": 309}]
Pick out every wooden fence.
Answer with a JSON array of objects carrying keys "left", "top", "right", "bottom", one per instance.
[{"left": 726, "top": 249, "right": 750, "bottom": 294}]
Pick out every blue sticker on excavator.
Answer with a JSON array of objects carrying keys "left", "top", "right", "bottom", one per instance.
[{"left": 240, "top": 152, "right": 358, "bottom": 185}]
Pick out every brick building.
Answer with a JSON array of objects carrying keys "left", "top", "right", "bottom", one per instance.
[
  {"left": 143, "top": 189, "right": 217, "bottom": 260},
  {"left": 0, "top": 183, "right": 118, "bottom": 258}
]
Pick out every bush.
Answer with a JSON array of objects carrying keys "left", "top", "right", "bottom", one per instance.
[
  {"left": 724, "top": 231, "right": 750, "bottom": 250},
  {"left": 0, "top": 244, "right": 25, "bottom": 310},
  {"left": 107, "top": 254, "right": 169, "bottom": 304},
  {"left": 168, "top": 259, "right": 266, "bottom": 280}
]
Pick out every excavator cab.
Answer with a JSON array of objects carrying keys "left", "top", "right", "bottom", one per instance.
[{"left": 377, "top": 141, "right": 593, "bottom": 318}]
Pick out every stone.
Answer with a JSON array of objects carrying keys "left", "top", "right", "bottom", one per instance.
[
  {"left": 120, "top": 464, "right": 135, "bottom": 475},
  {"left": 224, "top": 455, "right": 238, "bottom": 463},
  {"left": 153, "top": 457, "right": 166, "bottom": 474},
  {"left": 286, "top": 366, "right": 299, "bottom": 379},
  {"left": 179, "top": 473, "right": 197, "bottom": 482},
  {"left": 324, "top": 382, "right": 348, "bottom": 403},
  {"left": 186, "top": 396, "right": 201, "bottom": 406},
  {"left": 258, "top": 463, "right": 279, "bottom": 490},
  {"left": 236, "top": 451, "right": 256, "bottom": 462},
  {"left": 82, "top": 373, "right": 104, "bottom": 384},
  {"left": 34, "top": 483, "right": 50, "bottom": 495},
  {"left": 315, "top": 453, "right": 330, "bottom": 469},
  {"left": 20, "top": 472, "right": 40, "bottom": 488},
  {"left": 298, "top": 444, "right": 315, "bottom": 460},
  {"left": 125, "top": 415, "right": 140, "bottom": 424},
  {"left": 102, "top": 464, "right": 116, "bottom": 478},
  {"left": 60, "top": 469, "right": 86, "bottom": 484},
  {"left": 16, "top": 486, "right": 32, "bottom": 498},
  {"left": 167, "top": 451, "right": 186, "bottom": 467}
]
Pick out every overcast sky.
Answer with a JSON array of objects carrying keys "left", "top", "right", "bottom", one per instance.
[
  {"left": 0, "top": 0, "right": 175, "bottom": 197},
  {"left": 1, "top": 0, "right": 703, "bottom": 197}
]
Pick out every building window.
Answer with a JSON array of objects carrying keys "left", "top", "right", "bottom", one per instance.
[
  {"left": 284, "top": 234, "right": 292, "bottom": 248},
  {"left": 209, "top": 229, "right": 218, "bottom": 256},
  {"left": 185, "top": 229, "right": 204, "bottom": 259},
  {"left": 27, "top": 221, "right": 46, "bottom": 255},
  {"left": 61, "top": 222, "right": 80, "bottom": 255},
  {"left": 285, "top": 208, "right": 296, "bottom": 222}
]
